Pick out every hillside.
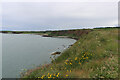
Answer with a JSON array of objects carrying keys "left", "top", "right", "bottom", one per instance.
[{"left": 22, "top": 28, "right": 119, "bottom": 79}]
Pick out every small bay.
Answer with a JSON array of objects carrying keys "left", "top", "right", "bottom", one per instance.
[{"left": 2, "top": 34, "right": 76, "bottom": 78}]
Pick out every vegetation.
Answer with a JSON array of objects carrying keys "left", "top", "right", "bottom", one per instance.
[
  {"left": 4, "top": 28, "right": 119, "bottom": 79},
  {"left": 0, "top": 29, "right": 92, "bottom": 40}
]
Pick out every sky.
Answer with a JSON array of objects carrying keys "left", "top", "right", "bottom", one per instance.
[{"left": 1, "top": 0, "right": 119, "bottom": 31}]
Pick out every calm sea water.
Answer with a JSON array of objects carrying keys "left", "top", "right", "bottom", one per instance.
[{"left": 2, "top": 33, "right": 76, "bottom": 78}]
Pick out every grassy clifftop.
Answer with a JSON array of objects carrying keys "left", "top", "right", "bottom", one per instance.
[
  {"left": 0, "top": 29, "right": 92, "bottom": 40},
  {"left": 22, "top": 28, "right": 119, "bottom": 78}
]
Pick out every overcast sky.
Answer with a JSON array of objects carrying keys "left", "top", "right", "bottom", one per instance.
[{"left": 1, "top": 1, "right": 118, "bottom": 31}]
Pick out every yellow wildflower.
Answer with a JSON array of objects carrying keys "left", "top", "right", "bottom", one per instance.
[
  {"left": 86, "top": 57, "right": 88, "bottom": 59},
  {"left": 56, "top": 75, "right": 59, "bottom": 77},
  {"left": 70, "top": 70, "right": 71, "bottom": 73},
  {"left": 53, "top": 74, "right": 56, "bottom": 76},
  {"left": 70, "top": 62, "right": 72, "bottom": 65},
  {"left": 75, "top": 57, "right": 78, "bottom": 60},
  {"left": 79, "top": 62, "right": 81, "bottom": 64},
  {"left": 50, "top": 74, "right": 52, "bottom": 77},
  {"left": 66, "top": 75, "right": 68, "bottom": 77},
  {"left": 48, "top": 77, "right": 50, "bottom": 78},
  {"left": 47, "top": 73, "right": 50, "bottom": 76},
  {"left": 41, "top": 76, "right": 43, "bottom": 79},
  {"left": 58, "top": 73, "right": 60, "bottom": 75},
  {"left": 66, "top": 59, "right": 69, "bottom": 62}
]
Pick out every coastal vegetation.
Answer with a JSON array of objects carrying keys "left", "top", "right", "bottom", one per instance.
[{"left": 1, "top": 27, "right": 119, "bottom": 79}]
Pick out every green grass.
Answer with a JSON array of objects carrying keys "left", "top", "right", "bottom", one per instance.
[{"left": 21, "top": 28, "right": 119, "bottom": 79}]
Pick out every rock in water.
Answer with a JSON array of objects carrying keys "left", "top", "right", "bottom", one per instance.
[{"left": 51, "top": 52, "right": 61, "bottom": 55}]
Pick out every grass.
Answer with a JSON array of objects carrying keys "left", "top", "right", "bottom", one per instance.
[{"left": 21, "top": 28, "right": 119, "bottom": 79}]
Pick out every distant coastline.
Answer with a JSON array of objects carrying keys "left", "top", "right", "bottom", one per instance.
[
  {"left": 0, "top": 29, "right": 92, "bottom": 40},
  {"left": 1, "top": 27, "right": 119, "bottom": 40}
]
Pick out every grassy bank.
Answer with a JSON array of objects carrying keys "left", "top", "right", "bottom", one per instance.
[{"left": 21, "top": 28, "right": 119, "bottom": 78}]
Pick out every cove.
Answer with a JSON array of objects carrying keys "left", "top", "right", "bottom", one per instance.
[{"left": 2, "top": 34, "right": 76, "bottom": 78}]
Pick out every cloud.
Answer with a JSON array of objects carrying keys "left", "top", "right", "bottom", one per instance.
[{"left": 2, "top": 2, "right": 118, "bottom": 31}]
